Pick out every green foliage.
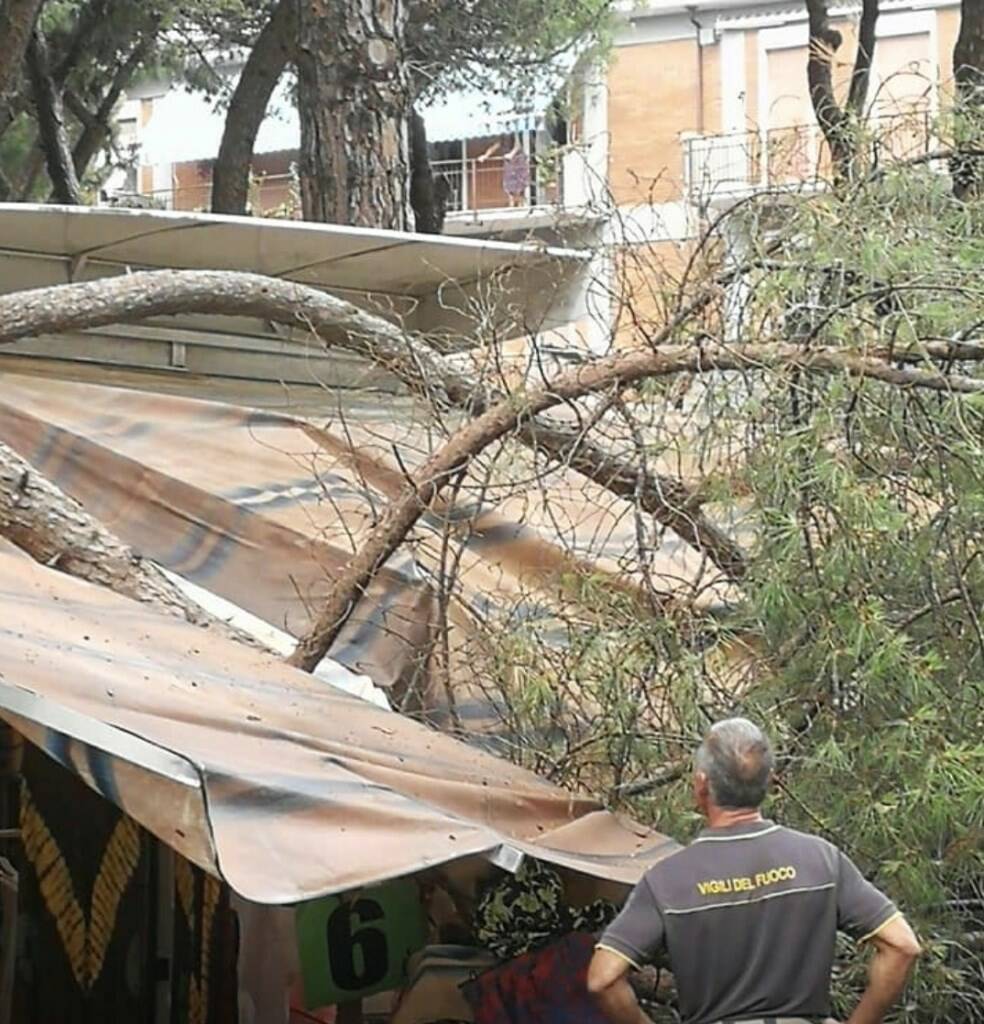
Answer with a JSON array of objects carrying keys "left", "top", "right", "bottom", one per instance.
[
  {"left": 0, "top": 0, "right": 275, "bottom": 196},
  {"left": 408, "top": 0, "right": 614, "bottom": 102},
  {"left": 477, "top": 151, "right": 984, "bottom": 1022}
]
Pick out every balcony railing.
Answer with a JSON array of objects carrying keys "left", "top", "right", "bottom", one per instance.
[
  {"left": 111, "top": 173, "right": 299, "bottom": 217},
  {"left": 432, "top": 154, "right": 561, "bottom": 217},
  {"left": 118, "top": 158, "right": 565, "bottom": 221},
  {"left": 684, "top": 110, "right": 935, "bottom": 204}
]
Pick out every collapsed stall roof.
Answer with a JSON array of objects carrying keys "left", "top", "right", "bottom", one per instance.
[
  {"left": 0, "top": 202, "right": 584, "bottom": 293},
  {"left": 0, "top": 373, "right": 735, "bottom": 726},
  {"left": 0, "top": 540, "right": 678, "bottom": 904}
]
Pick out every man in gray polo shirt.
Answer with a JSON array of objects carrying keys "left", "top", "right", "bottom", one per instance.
[{"left": 587, "top": 719, "right": 921, "bottom": 1024}]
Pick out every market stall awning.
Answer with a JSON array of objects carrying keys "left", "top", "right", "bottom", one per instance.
[
  {"left": 0, "top": 540, "right": 678, "bottom": 905},
  {"left": 0, "top": 203, "right": 588, "bottom": 348},
  {"left": 0, "top": 203, "right": 584, "bottom": 296},
  {"left": 0, "top": 373, "right": 731, "bottom": 721}
]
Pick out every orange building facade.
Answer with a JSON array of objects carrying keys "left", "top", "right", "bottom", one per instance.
[{"left": 559, "top": 0, "right": 964, "bottom": 347}]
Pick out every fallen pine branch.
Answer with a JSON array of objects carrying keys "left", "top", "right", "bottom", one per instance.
[
  {"left": 0, "top": 440, "right": 268, "bottom": 650},
  {"left": 288, "top": 339, "right": 984, "bottom": 670},
  {"left": 0, "top": 269, "right": 748, "bottom": 582}
]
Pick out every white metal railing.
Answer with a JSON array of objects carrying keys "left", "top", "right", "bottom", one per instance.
[
  {"left": 431, "top": 154, "right": 561, "bottom": 215},
  {"left": 119, "top": 152, "right": 584, "bottom": 220},
  {"left": 684, "top": 110, "right": 935, "bottom": 203}
]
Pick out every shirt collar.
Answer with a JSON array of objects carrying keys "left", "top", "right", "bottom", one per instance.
[{"left": 697, "top": 818, "right": 776, "bottom": 840}]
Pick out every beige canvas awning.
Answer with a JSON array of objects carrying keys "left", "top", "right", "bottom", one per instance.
[
  {"left": 0, "top": 540, "right": 678, "bottom": 904},
  {"left": 0, "top": 372, "right": 731, "bottom": 728}
]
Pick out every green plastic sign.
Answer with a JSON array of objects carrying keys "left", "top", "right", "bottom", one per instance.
[{"left": 295, "top": 879, "right": 428, "bottom": 1010}]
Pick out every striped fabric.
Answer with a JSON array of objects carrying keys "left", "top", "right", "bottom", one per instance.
[
  {"left": 0, "top": 538, "right": 678, "bottom": 902},
  {"left": 0, "top": 372, "right": 727, "bottom": 732}
]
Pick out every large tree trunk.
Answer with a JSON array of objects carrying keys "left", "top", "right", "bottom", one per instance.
[
  {"left": 409, "top": 109, "right": 446, "bottom": 234},
  {"left": 212, "top": 0, "right": 296, "bottom": 216},
  {"left": 0, "top": 0, "right": 43, "bottom": 111},
  {"left": 0, "top": 441, "right": 263, "bottom": 648},
  {"left": 806, "top": 0, "right": 879, "bottom": 182},
  {"left": 952, "top": 0, "right": 984, "bottom": 200},
  {"left": 26, "top": 28, "right": 83, "bottom": 205},
  {"left": 295, "top": 0, "right": 412, "bottom": 228}
]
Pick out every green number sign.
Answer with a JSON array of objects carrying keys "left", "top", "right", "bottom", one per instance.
[{"left": 295, "top": 879, "right": 427, "bottom": 1010}]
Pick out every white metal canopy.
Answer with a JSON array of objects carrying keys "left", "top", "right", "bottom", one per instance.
[
  {"left": 0, "top": 204, "right": 591, "bottom": 378},
  {"left": 0, "top": 203, "right": 585, "bottom": 298}
]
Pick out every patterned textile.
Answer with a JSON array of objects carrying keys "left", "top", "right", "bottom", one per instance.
[
  {"left": 502, "top": 152, "right": 531, "bottom": 197},
  {"left": 475, "top": 860, "right": 618, "bottom": 960},
  {"left": 461, "top": 932, "right": 607, "bottom": 1024},
  {"left": 571, "top": 898, "right": 622, "bottom": 935}
]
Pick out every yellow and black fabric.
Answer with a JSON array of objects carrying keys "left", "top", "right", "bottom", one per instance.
[
  {"left": 13, "top": 743, "right": 150, "bottom": 1023},
  {"left": 172, "top": 855, "right": 229, "bottom": 1024}
]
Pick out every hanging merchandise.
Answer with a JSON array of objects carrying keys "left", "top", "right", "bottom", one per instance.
[
  {"left": 474, "top": 860, "right": 619, "bottom": 961},
  {"left": 295, "top": 879, "right": 428, "bottom": 1011}
]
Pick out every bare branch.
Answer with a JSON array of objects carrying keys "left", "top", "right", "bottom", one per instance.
[
  {"left": 288, "top": 340, "right": 984, "bottom": 670},
  {"left": 806, "top": 0, "right": 845, "bottom": 144},
  {"left": 611, "top": 760, "right": 687, "bottom": 798},
  {"left": 211, "top": 0, "right": 296, "bottom": 215},
  {"left": 71, "top": 24, "right": 160, "bottom": 178},
  {"left": 25, "top": 28, "right": 82, "bottom": 205},
  {"left": 847, "top": 0, "right": 879, "bottom": 116},
  {"left": 806, "top": 0, "right": 880, "bottom": 178},
  {"left": 5, "top": 270, "right": 979, "bottom": 626}
]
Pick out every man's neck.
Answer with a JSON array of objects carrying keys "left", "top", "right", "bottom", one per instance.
[{"left": 704, "top": 806, "right": 764, "bottom": 830}]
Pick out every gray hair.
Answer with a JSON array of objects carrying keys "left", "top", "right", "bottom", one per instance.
[{"left": 695, "top": 718, "right": 774, "bottom": 809}]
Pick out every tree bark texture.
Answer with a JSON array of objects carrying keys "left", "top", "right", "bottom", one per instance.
[
  {"left": 952, "top": 0, "right": 984, "bottom": 199},
  {"left": 295, "top": 0, "right": 412, "bottom": 229},
  {"left": 0, "top": 0, "right": 43, "bottom": 109},
  {"left": 26, "top": 29, "right": 83, "bottom": 205},
  {"left": 0, "top": 441, "right": 263, "bottom": 649},
  {"left": 0, "top": 269, "right": 749, "bottom": 584},
  {"left": 212, "top": 0, "right": 296, "bottom": 216},
  {"left": 806, "top": 0, "right": 880, "bottom": 182}
]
